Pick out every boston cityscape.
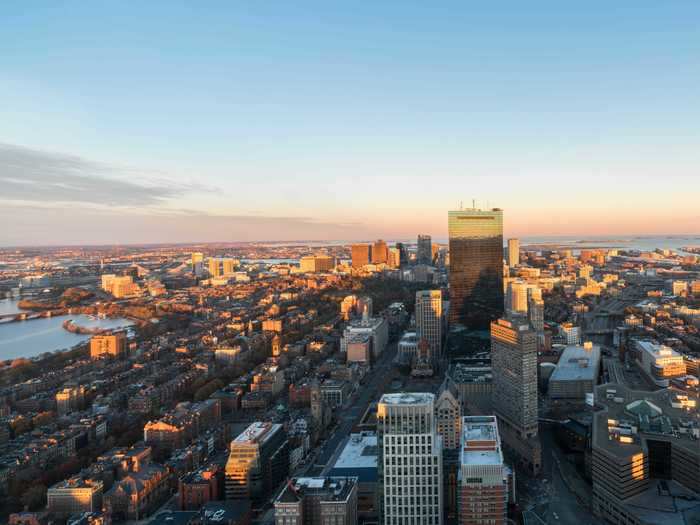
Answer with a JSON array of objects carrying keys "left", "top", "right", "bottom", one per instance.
[{"left": 1, "top": 3, "right": 699, "bottom": 525}]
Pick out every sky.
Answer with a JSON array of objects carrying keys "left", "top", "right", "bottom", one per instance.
[{"left": 1, "top": 1, "right": 699, "bottom": 246}]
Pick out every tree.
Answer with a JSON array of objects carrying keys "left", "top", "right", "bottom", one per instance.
[{"left": 21, "top": 484, "right": 46, "bottom": 511}]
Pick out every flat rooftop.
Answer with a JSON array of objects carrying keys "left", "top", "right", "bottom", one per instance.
[
  {"left": 379, "top": 392, "right": 434, "bottom": 405},
  {"left": 232, "top": 421, "right": 280, "bottom": 445},
  {"left": 593, "top": 383, "right": 699, "bottom": 458},
  {"left": 331, "top": 433, "right": 377, "bottom": 470},
  {"left": 636, "top": 340, "right": 682, "bottom": 359},
  {"left": 550, "top": 343, "right": 601, "bottom": 382},
  {"left": 460, "top": 416, "right": 503, "bottom": 466},
  {"left": 275, "top": 477, "right": 357, "bottom": 504}
]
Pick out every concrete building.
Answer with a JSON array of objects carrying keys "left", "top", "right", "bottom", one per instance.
[
  {"left": 591, "top": 383, "right": 700, "bottom": 525},
  {"left": 417, "top": 235, "right": 433, "bottom": 265},
  {"left": 222, "top": 258, "right": 239, "bottom": 275},
  {"left": 372, "top": 240, "right": 389, "bottom": 265},
  {"left": 458, "top": 416, "right": 511, "bottom": 525},
  {"left": 507, "top": 238, "right": 519, "bottom": 267},
  {"left": 47, "top": 476, "right": 103, "bottom": 518},
  {"left": 90, "top": 333, "right": 127, "bottom": 359},
  {"left": 491, "top": 318, "right": 541, "bottom": 474},
  {"left": 208, "top": 258, "right": 222, "bottom": 277},
  {"left": 397, "top": 331, "right": 420, "bottom": 365},
  {"left": 101, "top": 274, "right": 139, "bottom": 298},
  {"left": 415, "top": 290, "right": 443, "bottom": 359},
  {"left": 387, "top": 247, "right": 401, "bottom": 269},
  {"left": 300, "top": 255, "right": 335, "bottom": 273},
  {"left": 327, "top": 433, "right": 379, "bottom": 521},
  {"left": 345, "top": 332, "right": 372, "bottom": 365},
  {"left": 559, "top": 322, "right": 581, "bottom": 345},
  {"left": 225, "top": 422, "right": 289, "bottom": 504},
  {"left": 341, "top": 317, "right": 388, "bottom": 361},
  {"left": 351, "top": 245, "right": 372, "bottom": 268},
  {"left": 632, "top": 340, "right": 687, "bottom": 387},
  {"left": 179, "top": 465, "right": 222, "bottom": 510},
  {"left": 448, "top": 208, "right": 504, "bottom": 330},
  {"left": 273, "top": 477, "right": 358, "bottom": 525},
  {"left": 435, "top": 379, "right": 461, "bottom": 451},
  {"left": 378, "top": 393, "right": 443, "bottom": 525},
  {"left": 527, "top": 296, "right": 544, "bottom": 335},
  {"left": 56, "top": 384, "right": 86, "bottom": 416},
  {"left": 548, "top": 342, "right": 601, "bottom": 401}
]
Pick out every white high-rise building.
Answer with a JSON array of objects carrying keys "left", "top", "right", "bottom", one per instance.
[
  {"left": 506, "top": 280, "right": 541, "bottom": 316},
  {"left": 378, "top": 393, "right": 443, "bottom": 525},
  {"left": 415, "top": 290, "right": 442, "bottom": 358}
]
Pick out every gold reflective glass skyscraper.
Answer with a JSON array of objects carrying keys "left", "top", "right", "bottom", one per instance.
[{"left": 448, "top": 208, "right": 504, "bottom": 330}]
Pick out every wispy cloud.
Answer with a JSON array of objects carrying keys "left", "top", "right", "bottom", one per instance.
[
  {"left": 0, "top": 143, "right": 209, "bottom": 207},
  {"left": 0, "top": 204, "right": 373, "bottom": 246}
]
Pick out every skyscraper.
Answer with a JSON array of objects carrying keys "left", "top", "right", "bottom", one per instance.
[
  {"left": 372, "top": 239, "right": 389, "bottom": 264},
  {"left": 395, "top": 242, "right": 409, "bottom": 266},
  {"left": 222, "top": 258, "right": 238, "bottom": 275},
  {"left": 490, "top": 318, "right": 541, "bottom": 474},
  {"left": 417, "top": 234, "right": 432, "bottom": 265},
  {"left": 191, "top": 252, "right": 204, "bottom": 267},
  {"left": 448, "top": 208, "right": 504, "bottom": 330},
  {"left": 415, "top": 290, "right": 443, "bottom": 359},
  {"left": 507, "top": 238, "right": 520, "bottom": 267},
  {"left": 378, "top": 393, "right": 443, "bottom": 525},
  {"left": 208, "top": 258, "right": 221, "bottom": 277},
  {"left": 387, "top": 247, "right": 401, "bottom": 269},
  {"left": 351, "top": 244, "right": 372, "bottom": 268}
]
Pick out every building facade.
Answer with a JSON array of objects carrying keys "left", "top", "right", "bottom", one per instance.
[
  {"left": 351, "top": 245, "right": 372, "bottom": 268},
  {"left": 378, "top": 393, "right": 443, "bottom": 525},
  {"left": 274, "top": 477, "right": 358, "bottom": 525},
  {"left": 458, "top": 416, "right": 511, "bottom": 525},
  {"left": 415, "top": 290, "right": 443, "bottom": 359},
  {"left": 507, "top": 238, "right": 519, "bottom": 267},
  {"left": 490, "top": 318, "right": 541, "bottom": 474},
  {"left": 225, "top": 422, "right": 289, "bottom": 504},
  {"left": 417, "top": 235, "right": 433, "bottom": 265},
  {"left": 448, "top": 209, "right": 504, "bottom": 330},
  {"left": 90, "top": 333, "right": 127, "bottom": 359}
]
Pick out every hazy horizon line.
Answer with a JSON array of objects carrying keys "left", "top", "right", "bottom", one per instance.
[{"left": 2, "top": 233, "right": 699, "bottom": 250}]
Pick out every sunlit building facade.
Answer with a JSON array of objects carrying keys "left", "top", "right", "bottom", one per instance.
[
  {"left": 448, "top": 209, "right": 504, "bottom": 330},
  {"left": 351, "top": 244, "right": 372, "bottom": 268},
  {"left": 507, "top": 238, "right": 519, "bottom": 267},
  {"left": 372, "top": 240, "right": 388, "bottom": 264}
]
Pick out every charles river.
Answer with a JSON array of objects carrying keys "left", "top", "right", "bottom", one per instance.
[{"left": 0, "top": 298, "right": 133, "bottom": 361}]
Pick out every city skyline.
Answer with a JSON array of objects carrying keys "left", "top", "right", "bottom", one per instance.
[{"left": 2, "top": 2, "right": 700, "bottom": 245}]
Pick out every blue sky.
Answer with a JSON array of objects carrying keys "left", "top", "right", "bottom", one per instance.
[{"left": 1, "top": 1, "right": 699, "bottom": 245}]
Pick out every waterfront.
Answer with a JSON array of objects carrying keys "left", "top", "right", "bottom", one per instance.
[
  {"left": 0, "top": 299, "right": 133, "bottom": 361},
  {"left": 0, "top": 298, "right": 23, "bottom": 316}
]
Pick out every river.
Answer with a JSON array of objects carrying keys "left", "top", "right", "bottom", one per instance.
[{"left": 0, "top": 299, "right": 133, "bottom": 361}]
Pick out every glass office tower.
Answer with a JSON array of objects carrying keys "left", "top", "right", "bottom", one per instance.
[{"left": 448, "top": 208, "right": 504, "bottom": 330}]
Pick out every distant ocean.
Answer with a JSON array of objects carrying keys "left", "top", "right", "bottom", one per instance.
[
  {"left": 421, "top": 235, "right": 700, "bottom": 252},
  {"left": 261, "top": 235, "right": 700, "bottom": 253},
  {"left": 516, "top": 235, "right": 700, "bottom": 252}
]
